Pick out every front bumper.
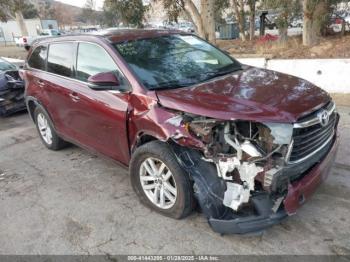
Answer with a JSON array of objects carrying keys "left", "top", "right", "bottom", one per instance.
[
  {"left": 208, "top": 133, "right": 340, "bottom": 234},
  {"left": 284, "top": 134, "right": 339, "bottom": 214}
]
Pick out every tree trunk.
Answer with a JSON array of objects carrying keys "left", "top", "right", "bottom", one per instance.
[
  {"left": 15, "top": 11, "right": 28, "bottom": 36},
  {"left": 248, "top": 0, "right": 256, "bottom": 41},
  {"left": 231, "top": 0, "right": 246, "bottom": 41},
  {"left": 184, "top": 0, "right": 206, "bottom": 39},
  {"left": 278, "top": 26, "right": 288, "bottom": 44},
  {"left": 341, "top": 19, "right": 345, "bottom": 36},
  {"left": 201, "top": 0, "right": 216, "bottom": 44},
  {"left": 303, "top": 0, "right": 318, "bottom": 46},
  {"left": 303, "top": 18, "right": 318, "bottom": 46}
]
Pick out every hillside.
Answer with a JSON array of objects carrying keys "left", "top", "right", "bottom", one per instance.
[{"left": 29, "top": 0, "right": 83, "bottom": 22}]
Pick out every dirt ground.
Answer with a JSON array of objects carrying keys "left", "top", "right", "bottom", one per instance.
[
  {"left": 0, "top": 107, "right": 350, "bottom": 255},
  {"left": 217, "top": 34, "right": 350, "bottom": 59},
  {"left": 0, "top": 45, "right": 28, "bottom": 60}
]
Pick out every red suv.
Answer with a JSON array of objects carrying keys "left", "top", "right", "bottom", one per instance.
[{"left": 22, "top": 30, "right": 339, "bottom": 234}]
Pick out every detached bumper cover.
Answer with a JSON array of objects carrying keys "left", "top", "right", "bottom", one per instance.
[
  {"left": 208, "top": 134, "right": 339, "bottom": 235},
  {"left": 209, "top": 195, "right": 287, "bottom": 234}
]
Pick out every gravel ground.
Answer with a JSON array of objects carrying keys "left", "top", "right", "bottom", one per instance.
[
  {"left": 0, "top": 107, "right": 350, "bottom": 255},
  {"left": 0, "top": 45, "right": 28, "bottom": 60}
]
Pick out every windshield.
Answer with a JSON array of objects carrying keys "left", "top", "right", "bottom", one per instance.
[
  {"left": 114, "top": 35, "right": 241, "bottom": 90},
  {"left": 0, "top": 60, "right": 16, "bottom": 71}
]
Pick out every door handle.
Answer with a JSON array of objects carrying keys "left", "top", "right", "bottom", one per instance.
[
  {"left": 36, "top": 79, "right": 45, "bottom": 87},
  {"left": 69, "top": 92, "right": 80, "bottom": 102}
]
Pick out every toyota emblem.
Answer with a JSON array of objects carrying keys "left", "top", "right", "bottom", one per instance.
[{"left": 317, "top": 110, "right": 329, "bottom": 126}]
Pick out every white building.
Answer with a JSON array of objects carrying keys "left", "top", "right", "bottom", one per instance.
[{"left": 0, "top": 19, "right": 58, "bottom": 45}]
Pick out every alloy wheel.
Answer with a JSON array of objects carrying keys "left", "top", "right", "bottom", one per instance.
[
  {"left": 139, "top": 157, "right": 177, "bottom": 209},
  {"left": 37, "top": 113, "right": 53, "bottom": 145}
]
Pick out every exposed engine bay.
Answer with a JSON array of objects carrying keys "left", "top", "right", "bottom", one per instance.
[{"left": 167, "top": 112, "right": 294, "bottom": 209}]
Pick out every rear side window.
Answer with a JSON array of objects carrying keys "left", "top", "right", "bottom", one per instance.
[
  {"left": 47, "top": 43, "right": 74, "bottom": 77},
  {"left": 28, "top": 45, "right": 47, "bottom": 70}
]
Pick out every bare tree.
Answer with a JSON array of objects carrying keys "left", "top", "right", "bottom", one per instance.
[
  {"left": 52, "top": 2, "right": 74, "bottom": 29},
  {"left": 247, "top": 0, "right": 256, "bottom": 40},
  {"left": 104, "top": 0, "right": 147, "bottom": 28},
  {"left": 15, "top": 10, "right": 28, "bottom": 36},
  {"left": 302, "top": 0, "right": 326, "bottom": 46},
  {"left": 187, "top": 0, "right": 216, "bottom": 43},
  {"left": 38, "top": 0, "right": 55, "bottom": 19},
  {"left": 81, "top": 0, "right": 97, "bottom": 25},
  {"left": 261, "top": 0, "right": 301, "bottom": 44},
  {"left": 231, "top": 0, "right": 247, "bottom": 41},
  {"left": 160, "top": 0, "right": 216, "bottom": 43},
  {"left": 302, "top": 0, "right": 348, "bottom": 46},
  {"left": 0, "top": 0, "right": 29, "bottom": 36}
]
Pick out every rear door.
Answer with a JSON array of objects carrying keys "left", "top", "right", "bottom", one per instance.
[
  {"left": 25, "top": 44, "right": 49, "bottom": 105},
  {"left": 44, "top": 42, "right": 78, "bottom": 137}
]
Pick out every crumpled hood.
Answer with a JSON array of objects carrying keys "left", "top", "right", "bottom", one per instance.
[{"left": 156, "top": 66, "right": 331, "bottom": 123}]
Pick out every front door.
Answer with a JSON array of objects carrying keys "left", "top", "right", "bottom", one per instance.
[{"left": 67, "top": 42, "right": 130, "bottom": 164}]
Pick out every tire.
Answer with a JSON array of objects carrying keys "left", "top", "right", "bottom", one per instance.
[
  {"left": 130, "top": 141, "right": 194, "bottom": 219},
  {"left": 34, "top": 106, "right": 68, "bottom": 150}
]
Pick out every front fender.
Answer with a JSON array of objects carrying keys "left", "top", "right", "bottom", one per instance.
[{"left": 128, "top": 96, "right": 205, "bottom": 153}]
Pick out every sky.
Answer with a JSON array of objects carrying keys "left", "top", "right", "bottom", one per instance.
[{"left": 56, "top": 0, "right": 105, "bottom": 10}]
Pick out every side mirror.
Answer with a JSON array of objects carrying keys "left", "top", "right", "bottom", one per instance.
[{"left": 87, "top": 72, "right": 121, "bottom": 91}]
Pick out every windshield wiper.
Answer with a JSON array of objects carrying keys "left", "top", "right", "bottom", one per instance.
[
  {"left": 148, "top": 80, "right": 195, "bottom": 91},
  {"left": 206, "top": 64, "right": 242, "bottom": 78},
  {"left": 148, "top": 64, "right": 242, "bottom": 91}
]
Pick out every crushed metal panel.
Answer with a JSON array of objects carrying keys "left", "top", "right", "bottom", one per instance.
[
  {"left": 165, "top": 115, "right": 183, "bottom": 127},
  {"left": 238, "top": 162, "right": 263, "bottom": 191},
  {"left": 223, "top": 182, "right": 250, "bottom": 211},
  {"left": 222, "top": 162, "right": 263, "bottom": 211},
  {"left": 263, "top": 122, "right": 293, "bottom": 144},
  {"left": 215, "top": 157, "right": 240, "bottom": 180}
]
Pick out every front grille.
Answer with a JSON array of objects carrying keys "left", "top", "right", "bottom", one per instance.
[{"left": 289, "top": 102, "right": 337, "bottom": 163}]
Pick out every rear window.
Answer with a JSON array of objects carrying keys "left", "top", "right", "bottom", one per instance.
[
  {"left": 28, "top": 45, "right": 47, "bottom": 70},
  {"left": 47, "top": 43, "right": 74, "bottom": 77}
]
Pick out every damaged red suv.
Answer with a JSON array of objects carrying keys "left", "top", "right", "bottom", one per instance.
[{"left": 23, "top": 30, "right": 339, "bottom": 234}]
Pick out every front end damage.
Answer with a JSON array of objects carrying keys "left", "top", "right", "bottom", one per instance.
[
  {"left": 163, "top": 109, "right": 339, "bottom": 234},
  {"left": 0, "top": 70, "right": 26, "bottom": 116}
]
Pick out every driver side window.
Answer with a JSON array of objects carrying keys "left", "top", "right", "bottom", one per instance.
[{"left": 76, "top": 42, "right": 128, "bottom": 88}]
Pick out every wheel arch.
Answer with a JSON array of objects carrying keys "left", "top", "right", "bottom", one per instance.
[
  {"left": 26, "top": 96, "right": 38, "bottom": 122},
  {"left": 26, "top": 97, "right": 57, "bottom": 130},
  {"left": 131, "top": 132, "right": 164, "bottom": 154}
]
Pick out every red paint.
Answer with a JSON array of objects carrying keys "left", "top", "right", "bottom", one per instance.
[
  {"left": 284, "top": 135, "right": 339, "bottom": 215},
  {"left": 156, "top": 66, "right": 330, "bottom": 123},
  {"left": 88, "top": 71, "right": 120, "bottom": 86}
]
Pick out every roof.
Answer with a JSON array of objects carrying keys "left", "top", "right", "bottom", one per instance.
[
  {"left": 98, "top": 28, "right": 189, "bottom": 43},
  {"left": 33, "top": 29, "right": 189, "bottom": 46}
]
